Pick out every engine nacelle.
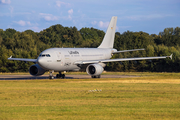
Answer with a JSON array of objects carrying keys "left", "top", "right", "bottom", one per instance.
[
  {"left": 86, "top": 64, "right": 104, "bottom": 76},
  {"left": 29, "top": 64, "right": 46, "bottom": 76}
]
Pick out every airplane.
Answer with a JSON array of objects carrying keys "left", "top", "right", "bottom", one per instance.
[{"left": 8, "top": 16, "right": 172, "bottom": 79}]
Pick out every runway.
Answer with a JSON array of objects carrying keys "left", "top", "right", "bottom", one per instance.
[{"left": 0, "top": 74, "right": 139, "bottom": 80}]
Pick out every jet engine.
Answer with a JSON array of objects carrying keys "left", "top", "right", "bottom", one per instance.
[
  {"left": 29, "top": 64, "right": 46, "bottom": 76},
  {"left": 86, "top": 64, "right": 104, "bottom": 76}
]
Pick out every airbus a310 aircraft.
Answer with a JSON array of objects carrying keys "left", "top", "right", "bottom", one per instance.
[{"left": 8, "top": 16, "right": 172, "bottom": 79}]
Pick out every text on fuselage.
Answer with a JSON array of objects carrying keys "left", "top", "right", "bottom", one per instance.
[{"left": 68, "top": 51, "right": 79, "bottom": 54}]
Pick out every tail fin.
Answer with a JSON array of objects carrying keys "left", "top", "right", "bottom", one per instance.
[{"left": 98, "top": 16, "right": 117, "bottom": 48}]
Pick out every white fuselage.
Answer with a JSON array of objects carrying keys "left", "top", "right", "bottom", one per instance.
[{"left": 37, "top": 48, "right": 115, "bottom": 71}]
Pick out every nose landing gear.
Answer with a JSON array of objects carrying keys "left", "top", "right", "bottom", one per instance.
[{"left": 49, "top": 70, "right": 54, "bottom": 79}]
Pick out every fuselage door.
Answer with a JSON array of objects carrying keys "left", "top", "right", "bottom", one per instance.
[{"left": 56, "top": 51, "right": 61, "bottom": 62}]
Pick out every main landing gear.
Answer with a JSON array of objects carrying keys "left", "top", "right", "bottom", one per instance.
[
  {"left": 48, "top": 71, "right": 65, "bottom": 79},
  {"left": 91, "top": 75, "right": 101, "bottom": 78},
  {"left": 56, "top": 72, "right": 65, "bottom": 79}
]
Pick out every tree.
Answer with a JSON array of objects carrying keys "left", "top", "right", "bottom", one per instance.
[{"left": 0, "top": 25, "right": 179, "bottom": 72}]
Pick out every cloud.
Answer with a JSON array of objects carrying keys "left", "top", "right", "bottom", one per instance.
[
  {"left": 125, "top": 14, "right": 173, "bottom": 21},
  {"left": 15, "top": 20, "right": 26, "bottom": 26},
  {"left": 91, "top": 20, "right": 110, "bottom": 28},
  {"left": 68, "top": 15, "right": 72, "bottom": 20},
  {"left": 39, "top": 13, "right": 59, "bottom": 21},
  {"left": 27, "top": 21, "right": 31, "bottom": 26},
  {"left": 0, "top": 0, "right": 11, "bottom": 4},
  {"left": 13, "top": 20, "right": 40, "bottom": 32},
  {"left": 14, "top": 20, "right": 34, "bottom": 26},
  {"left": 68, "top": 9, "right": 73, "bottom": 14},
  {"left": 98, "top": 21, "right": 109, "bottom": 28},
  {"left": 44, "top": 16, "right": 58, "bottom": 21},
  {"left": 91, "top": 21, "right": 97, "bottom": 25},
  {"left": 29, "top": 26, "right": 40, "bottom": 32},
  {"left": 67, "top": 9, "right": 73, "bottom": 20},
  {"left": 56, "top": 1, "right": 61, "bottom": 7},
  {"left": 56, "top": 1, "right": 70, "bottom": 8},
  {"left": 9, "top": 6, "right": 13, "bottom": 14}
]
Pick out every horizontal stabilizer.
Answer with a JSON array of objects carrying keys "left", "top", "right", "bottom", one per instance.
[{"left": 112, "top": 48, "right": 145, "bottom": 54}]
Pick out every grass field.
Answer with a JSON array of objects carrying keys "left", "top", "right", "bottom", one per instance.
[{"left": 0, "top": 72, "right": 180, "bottom": 120}]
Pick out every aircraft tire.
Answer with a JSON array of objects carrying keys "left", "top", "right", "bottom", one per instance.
[
  {"left": 97, "top": 75, "right": 101, "bottom": 78},
  {"left": 56, "top": 74, "right": 62, "bottom": 78},
  {"left": 62, "top": 74, "right": 65, "bottom": 79},
  {"left": 56, "top": 74, "right": 59, "bottom": 78},
  {"left": 56, "top": 73, "right": 65, "bottom": 79},
  {"left": 49, "top": 76, "right": 54, "bottom": 79},
  {"left": 91, "top": 75, "right": 100, "bottom": 78}
]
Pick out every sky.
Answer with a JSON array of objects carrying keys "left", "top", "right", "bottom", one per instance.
[{"left": 0, "top": 0, "right": 180, "bottom": 34}]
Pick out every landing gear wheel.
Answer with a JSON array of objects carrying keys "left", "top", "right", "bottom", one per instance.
[
  {"left": 91, "top": 75, "right": 101, "bottom": 78},
  {"left": 49, "top": 70, "right": 54, "bottom": 79},
  {"left": 56, "top": 72, "right": 65, "bottom": 79},
  {"left": 56, "top": 74, "right": 61, "bottom": 78},
  {"left": 49, "top": 76, "right": 54, "bottom": 79},
  {"left": 62, "top": 74, "right": 65, "bottom": 79}
]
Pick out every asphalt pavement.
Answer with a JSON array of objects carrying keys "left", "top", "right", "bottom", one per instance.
[{"left": 0, "top": 74, "right": 139, "bottom": 80}]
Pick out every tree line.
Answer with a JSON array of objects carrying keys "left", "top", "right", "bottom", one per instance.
[{"left": 0, "top": 24, "right": 180, "bottom": 72}]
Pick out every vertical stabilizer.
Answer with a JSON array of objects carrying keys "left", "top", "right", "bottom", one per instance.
[{"left": 98, "top": 16, "right": 117, "bottom": 48}]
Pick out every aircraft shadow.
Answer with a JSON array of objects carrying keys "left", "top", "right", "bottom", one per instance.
[
  {"left": 0, "top": 76, "right": 74, "bottom": 80},
  {"left": 0, "top": 75, "right": 136, "bottom": 80}
]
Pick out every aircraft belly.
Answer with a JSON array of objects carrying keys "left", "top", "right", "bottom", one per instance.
[{"left": 46, "top": 60, "right": 79, "bottom": 72}]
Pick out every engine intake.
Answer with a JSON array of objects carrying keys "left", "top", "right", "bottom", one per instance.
[
  {"left": 29, "top": 64, "right": 46, "bottom": 76},
  {"left": 86, "top": 64, "right": 104, "bottom": 76}
]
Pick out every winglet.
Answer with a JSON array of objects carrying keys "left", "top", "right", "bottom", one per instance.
[
  {"left": 167, "top": 54, "right": 173, "bottom": 59},
  {"left": 169, "top": 54, "right": 173, "bottom": 59},
  {"left": 9, "top": 55, "right": 12, "bottom": 58}
]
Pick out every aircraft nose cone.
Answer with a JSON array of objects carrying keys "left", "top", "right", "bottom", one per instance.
[{"left": 37, "top": 58, "right": 48, "bottom": 68}]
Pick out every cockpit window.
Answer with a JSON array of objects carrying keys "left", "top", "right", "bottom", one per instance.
[
  {"left": 39, "top": 54, "right": 51, "bottom": 57},
  {"left": 46, "top": 54, "right": 51, "bottom": 57}
]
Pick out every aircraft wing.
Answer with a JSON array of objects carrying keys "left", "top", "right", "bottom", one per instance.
[
  {"left": 74, "top": 54, "right": 172, "bottom": 65},
  {"left": 112, "top": 48, "right": 145, "bottom": 54},
  {"left": 8, "top": 56, "right": 37, "bottom": 62}
]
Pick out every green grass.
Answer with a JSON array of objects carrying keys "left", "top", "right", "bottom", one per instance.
[
  {"left": 1, "top": 71, "right": 180, "bottom": 76},
  {"left": 0, "top": 73, "right": 180, "bottom": 120}
]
